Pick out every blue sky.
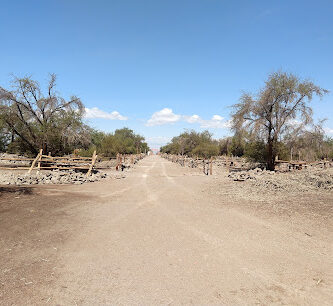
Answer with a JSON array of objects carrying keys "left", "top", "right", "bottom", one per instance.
[{"left": 0, "top": 0, "right": 332, "bottom": 148}]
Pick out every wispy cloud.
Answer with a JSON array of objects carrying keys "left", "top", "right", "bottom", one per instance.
[
  {"left": 146, "top": 108, "right": 231, "bottom": 129},
  {"left": 84, "top": 107, "right": 128, "bottom": 120}
]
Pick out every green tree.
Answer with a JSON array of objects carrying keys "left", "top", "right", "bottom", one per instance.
[
  {"left": 192, "top": 142, "right": 219, "bottom": 158},
  {"left": 0, "top": 74, "right": 88, "bottom": 155},
  {"left": 160, "top": 130, "right": 219, "bottom": 158},
  {"left": 244, "top": 140, "right": 267, "bottom": 163},
  {"left": 0, "top": 118, "right": 10, "bottom": 152},
  {"left": 229, "top": 134, "right": 245, "bottom": 157},
  {"left": 99, "top": 128, "right": 149, "bottom": 157}
]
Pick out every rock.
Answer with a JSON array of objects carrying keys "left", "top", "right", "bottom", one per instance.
[{"left": 0, "top": 169, "right": 108, "bottom": 185}]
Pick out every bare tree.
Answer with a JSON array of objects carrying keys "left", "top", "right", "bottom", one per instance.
[
  {"left": 284, "top": 120, "right": 329, "bottom": 161},
  {"left": 231, "top": 71, "right": 328, "bottom": 170},
  {"left": 0, "top": 74, "right": 88, "bottom": 155}
]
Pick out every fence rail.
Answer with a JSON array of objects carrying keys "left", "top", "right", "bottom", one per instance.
[
  {"left": 0, "top": 150, "right": 147, "bottom": 176},
  {"left": 160, "top": 153, "right": 333, "bottom": 174}
]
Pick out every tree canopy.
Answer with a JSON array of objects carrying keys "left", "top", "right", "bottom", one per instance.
[
  {"left": 160, "top": 130, "right": 219, "bottom": 158},
  {"left": 231, "top": 71, "right": 328, "bottom": 170},
  {"left": 0, "top": 75, "right": 149, "bottom": 157},
  {"left": 79, "top": 128, "right": 149, "bottom": 158},
  {"left": 0, "top": 74, "right": 89, "bottom": 155}
]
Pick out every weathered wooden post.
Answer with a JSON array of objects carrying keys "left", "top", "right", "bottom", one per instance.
[
  {"left": 28, "top": 149, "right": 43, "bottom": 174},
  {"left": 209, "top": 157, "right": 213, "bottom": 175},
  {"left": 37, "top": 149, "right": 43, "bottom": 174},
  {"left": 86, "top": 150, "right": 97, "bottom": 177},
  {"left": 116, "top": 153, "right": 120, "bottom": 171}
]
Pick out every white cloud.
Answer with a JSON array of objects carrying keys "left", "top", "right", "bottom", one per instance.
[
  {"left": 200, "top": 116, "right": 231, "bottom": 129},
  {"left": 146, "top": 108, "right": 181, "bottom": 126},
  {"left": 184, "top": 114, "right": 200, "bottom": 123},
  {"left": 288, "top": 119, "right": 302, "bottom": 126},
  {"left": 84, "top": 107, "right": 128, "bottom": 120},
  {"left": 146, "top": 108, "right": 231, "bottom": 129},
  {"left": 324, "top": 127, "right": 333, "bottom": 135},
  {"left": 212, "top": 115, "right": 223, "bottom": 121},
  {"left": 183, "top": 114, "right": 230, "bottom": 129}
]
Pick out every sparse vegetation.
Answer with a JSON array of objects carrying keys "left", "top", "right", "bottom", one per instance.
[
  {"left": 231, "top": 71, "right": 328, "bottom": 170},
  {"left": 0, "top": 74, "right": 90, "bottom": 155},
  {"left": 0, "top": 75, "right": 149, "bottom": 157}
]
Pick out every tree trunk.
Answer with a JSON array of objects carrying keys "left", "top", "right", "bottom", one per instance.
[
  {"left": 8, "top": 122, "right": 38, "bottom": 155},
  {"left": 267, "top": 136, "right": 276, "bottom": 171},
  {"left": 42, "top": 142, "right": 48, "bottom": 155},
  {"left": 266, "top": 118, "right": 277, "bottom": 171}
]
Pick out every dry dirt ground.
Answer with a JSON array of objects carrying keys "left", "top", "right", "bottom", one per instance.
[{"left": 0, "top": 155, "right": 332, "bottom": 305}]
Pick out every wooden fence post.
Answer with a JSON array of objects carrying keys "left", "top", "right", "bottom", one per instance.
[
  {"left": 209, "top": 157, "right": 213, "bottom": 175},
  {"left": 116, "top": 153, "right": 120, "bottom": 171},
  {"left": 28, "top": 149, "right": 43, "bottom": 174},
  {"left": 86, "top": 150, "right": 97, "bottom": 177},
  {"left": 203, "top": 159, "right": 206, "bottom": 175},
  {"left": 37, "top": 149, "right": 43, "bottom": 173}
]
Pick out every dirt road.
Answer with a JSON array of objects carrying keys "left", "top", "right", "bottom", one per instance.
[{"left": 1, "top": 155, "right": 332, "bottom": 305}]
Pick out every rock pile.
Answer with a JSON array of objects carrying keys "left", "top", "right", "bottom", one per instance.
[
  {"left": 0, "top": 153, "right": 30, "bottom": 166},
  {"left": 0, "top": 169, "right": 107, "bottom": 185},
  {"left": 228, "top": 168, "right": 333, "bottom": 191},
  {"left": 228, "top": 168, "right": 265, "bottom": 181}
]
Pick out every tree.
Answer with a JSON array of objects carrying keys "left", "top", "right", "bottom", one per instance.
[
  {"left": 229, "top": 133, "right": 245, "bottom": 157},
  {"left": 192, "top": 142, "right": 219, "bottom": 158},
  {"left": 284, "top": 120, "right": 332, "bottom": 161},
  {"left": 244, "top": 140, "right": 267, "bottom": 163},
  {"left": 0, "top": 118, "right": 10, "bottom": 152},
  {"left": 0, "top": 74, "right": 89, "bottom": 155},
  {"left": 160, "top": 130, "right": 219, "bottom": 158},
  {"left": 98, "top": 128, "right": 149, "bottom": 157},
  {"left": 231, "top": 71, "right": 328, "bottom": 170}
]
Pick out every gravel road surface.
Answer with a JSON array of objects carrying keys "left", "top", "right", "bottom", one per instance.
[{"left": 1, "top": 155, "right": 332, "bottom": 305}]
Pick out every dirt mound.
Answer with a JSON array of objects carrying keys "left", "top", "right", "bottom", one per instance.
[{"left": 228, "top": 168, "right": 333, "bottom": 191}]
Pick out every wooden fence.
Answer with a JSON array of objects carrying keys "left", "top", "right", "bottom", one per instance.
[
  {"left": 161, "top": 154, "right": 215, "bottom": 175},
  {"left": 0, "top": 149, "right": 97, "bottom": 177},
  {"left": 0, "top": 151, "right": 147, "bottom": 176},
  {"left": 115, "top": 153, "right": 146, "bottom": 171},
  {"left": 160, "top": 153, "right": 333, "bottom": 174}
]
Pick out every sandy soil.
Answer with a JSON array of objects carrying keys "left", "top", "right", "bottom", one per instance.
[{"left": 0, "top": 155, "right": 332, "bottom": 305}]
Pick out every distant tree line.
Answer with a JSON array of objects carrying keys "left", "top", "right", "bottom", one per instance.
[
  {"left": 0, "top": 75, "right": 149, "bottom": 157},
  {"left": 160, "top": 125, "right": 333, "bottom": 165},
  {"left": 1, "top": 72, "right": 331, "bottom": 167},
  {"left": 80, "top": 127, "right": 149, "bottom": 157},
  {"left": 161, "top": 71, "right": 332, "bottom": 169},
  {"left": 160, "top": 130, "right": 219, "bottom": 158}
]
